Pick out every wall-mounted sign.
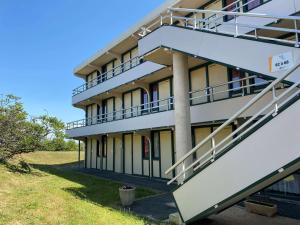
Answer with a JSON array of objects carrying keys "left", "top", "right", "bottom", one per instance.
[{"left": 269, "top": 52, "right": 294, "bottom": 72}]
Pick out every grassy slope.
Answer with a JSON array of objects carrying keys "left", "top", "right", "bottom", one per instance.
[{"left": 0, "top": 151, "right": 159, "bottom": 225}]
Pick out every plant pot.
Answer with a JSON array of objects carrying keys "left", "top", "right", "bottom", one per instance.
[
  {"left": 119, "top": 186, "right": 136, "bottom": 207},
  {"left": 244, "top": 200, "right": 277, "bottom": 217}
]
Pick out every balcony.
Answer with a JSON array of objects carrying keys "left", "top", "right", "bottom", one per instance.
[
  {"left": 66, "top": 76, "right": 290, "bottom": 138},
  {"left": 72, "top": 57, "right": 165, "bottom": 105}
]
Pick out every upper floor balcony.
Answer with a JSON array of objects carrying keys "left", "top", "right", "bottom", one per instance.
[
  {"left": 72, "top": 57, "right": 165, "bottom": 106},
  {"left": 66, "top": 75, "right": 289, "bottom": 138}
]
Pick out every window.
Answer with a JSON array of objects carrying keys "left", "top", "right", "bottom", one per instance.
[
  {"left": 223, "top": 0, "right": 238, "bottom": 21},
  {"left": 101, "top": 64, "right": 107, "bottom": 82},
  {"left": 142, "top": 136, "right": 150, "bottom": 159},
  {"left": 102, "top": 136, "right": 107, "bottom": 157},
  {"left": 102, "top": 100, "right": 107, "bottom": 122},
  {"left": 243, "top": 0, "right": 269, "bottom": 11},
  {"left": 151, "top": 84, "right": 159, "bottom": 111},
  {"left": 97, "top": 140, "right": 100, "bottom": 157},
  {"left": 229, "top": 69, "right": 245, "bottom": 95},
  {"left": 153, "top": 132, "right": 160, "bottom": 159},
  {"left": 245, "top": 0, "right": 261, "bottom": 10},
  {"left": 250, "top": 75, "right": 269, "bottom": 92},
  {"left": 141, "top": 89, "right": 149, "bottom": 113}
]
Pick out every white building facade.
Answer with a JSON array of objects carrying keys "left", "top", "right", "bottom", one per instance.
[{"left": 67, "top": 0, "right": 300, "bottom": 222}]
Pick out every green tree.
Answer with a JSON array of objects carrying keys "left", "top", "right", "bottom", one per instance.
[
  {"left": 0, "top": 94, "right": 77, "bottom": 162},
  {"left": 0, "top": 95, "right": 46, "bottom": 161}
]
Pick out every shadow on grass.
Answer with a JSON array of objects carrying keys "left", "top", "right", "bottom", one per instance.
[
  {"left": 29, "top": 162, "right": 156, "bottom": 209},
  {"left": 4, "top": 160, "right": 45, "bottom": 177}
]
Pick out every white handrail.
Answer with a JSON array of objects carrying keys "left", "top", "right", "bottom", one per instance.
[
  {"left": 140, "top": 6, "right": 300, "bottom": 48},
  {"left": 73, "top": 56, "right": 142, "bottom": 96},
  {"left": 165, "top": 63, "right": 300, "bottom": 184},
  {"left": 67, "top": 75, "right": 272, "bottom": 130}
]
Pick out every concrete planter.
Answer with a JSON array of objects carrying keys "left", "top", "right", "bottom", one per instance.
[
  {"left": 119, "top": 186, "right": 136, "bottom": 207},
  {"left": 245, "top": 200, "right": 277, "bottom": 217}
]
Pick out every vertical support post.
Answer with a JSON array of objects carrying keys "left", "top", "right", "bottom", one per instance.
[
  {"left": 173, "top": 52, "right": 193, "bottom": 183},
  {"left": 160, "top": 15, "right": 163, "bottom": 26},
  {"left": 272, "top": 86, "right": 278, "bottom": 116},
  {"left": 194, "top": 13, "right": 197, "bottom": 29},
  {"left": 234, "top": 15, "right": 238, "bottom": 37},
  {"left": 78, "top": 140, "right": 81, "bottom": 168},
  {"left": 170, "top": 11, "right": 173, "bottom": 25},
  {"left": 211, "top": 137, "right": 216, "bottom": 162},
  {"left": 294, "top": 19, "right": 299, "bottom": 47},
  {"left": 210, "top": 87, "right": 214, "bottom": 102}
]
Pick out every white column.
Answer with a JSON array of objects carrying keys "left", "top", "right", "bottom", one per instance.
[{"left": 173, "top": 52, "right": 193, "bottom": 182}]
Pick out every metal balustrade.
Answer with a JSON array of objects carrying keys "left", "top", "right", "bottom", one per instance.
[
  {"left": 165, "top": 63, "right": 300, "bottom": 185},
  {"left": 139, "top": 5, "right": 300, "bottom": 47},
  {"left": 66, "top": 75, "right": 275, "bottom": 130},
  {"left": 72, "top": 57, "right": 143, "bottom": 96}
]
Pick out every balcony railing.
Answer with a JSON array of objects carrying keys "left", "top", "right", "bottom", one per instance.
[
  {"left": 72, "top": 57, "right": 143, "bottom": 96},
  {"left": 139, "top": 5, "right": 300, "bottom": 48},
  {"left": 67, "top": 75, "right": 278, "bottom": 130}
]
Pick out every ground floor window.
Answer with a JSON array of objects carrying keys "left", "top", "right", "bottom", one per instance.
[
  {"left": 102, "top": 136, "right": 107, "bottom": 157},
  {"left": 152, "top": 132, "right": 160, "bottom": 159},
  {"left": 142, "top": 136, "right": 150, "bottom": 159},
  {"left": 97, "top": 140, "right": 100, "bottom": 157}
]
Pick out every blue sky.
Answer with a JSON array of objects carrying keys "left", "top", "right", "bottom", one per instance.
[{"left": 0, "top": 0, "right": 164, "bottom": 122}]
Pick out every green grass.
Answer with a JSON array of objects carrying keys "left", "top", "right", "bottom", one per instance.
[{"left": 0, "top": 151, "right": 161, "bottom": 225}]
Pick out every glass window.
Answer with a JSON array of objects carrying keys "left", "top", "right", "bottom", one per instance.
[
  {"left": 102, "top": 100, "right": 107, "bottom": 121},
  {"left": 230, "top": 69, "right": 245, "bottom": 92},
  {"left": 153, "top": 132, "right": 160, "bottom": 159},
  {"left": 142, "top": 136, "right": 150, "bottom": 159},
  {"left": 151, "top": 84, "right": 159, "bottom": 111},
  {"left": 141, "top": 90, "right": 148, "bottom": 113},
  {"left": 244, "top": 0, "right": 265, "bottom": 11},
  {"left": 97, "top": 140, "right": 100, "bottom": 157},
  {"left": 101, "top": 65, "right": 107, "bottom": 82},
  {"left": 102, "top": 136, "right": 107, "bottom": 157},
  {"left": 224, "top": 0, "right": 237, "bottom": 21},
  {"left": 254, "top": 76, "right": 266, "bottom": 86}
]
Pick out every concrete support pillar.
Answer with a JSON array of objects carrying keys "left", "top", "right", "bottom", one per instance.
[{"left": 173, "top": 52, "right": 193, "bottom": 182}]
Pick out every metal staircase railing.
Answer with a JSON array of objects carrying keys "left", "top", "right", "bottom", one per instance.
[
  {"left": 165, "top": 63, "right": 300, "bottom": 185},
  {"left": 139, "top": 7, "right": 300, "bottom": 47}
]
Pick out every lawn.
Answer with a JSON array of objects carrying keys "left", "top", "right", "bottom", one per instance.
[{"left": 0, "top": 151, "right": 160, "bottom": 225}]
